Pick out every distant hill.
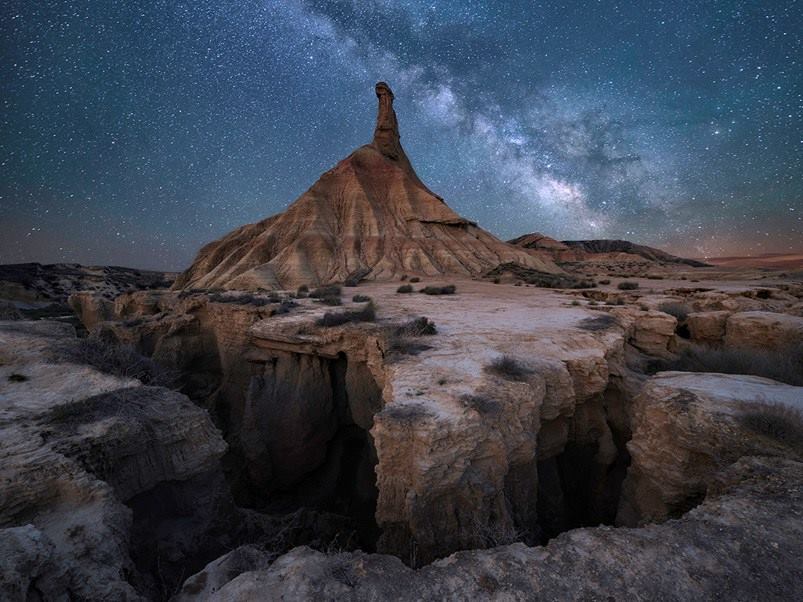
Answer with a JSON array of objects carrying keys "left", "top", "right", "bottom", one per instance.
[
  {"left": 0, "top": 262, "right": 175, "bottom": 306},
  {"left": 696, "top": 253, "right": 803, "bottom": 271},
  {"left": 509, "top": 233, "right": 709, "bottom": 268}
]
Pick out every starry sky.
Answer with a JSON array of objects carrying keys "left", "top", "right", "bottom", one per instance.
[{"left": 2, "top": 1, "right": 801, "bottom": 270}]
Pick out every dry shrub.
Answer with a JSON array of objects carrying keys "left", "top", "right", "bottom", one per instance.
[
  {"left": 617, "top": 281, "right": 639, "bottom": 290},
  {"left": 661, "top": 342, "right": 803, "bottom": 386},
  {"left": 310, "top": 285, "right": 342, "bottom": 299},
  {"left": 577, "top": 314, "right": 618, "bottom": 331},
  {"left": 485, "top": 355, "right": 534, "bottom": 381},
  {"left": 658, "top": 301, "right": 690, "bottom": 321},
  {"left": 397, "top": 284, "right": 414, "bottom": 294},
  {"left": 316, "top": 302, "right": 376, "bottom": 327},
  {"left": 386, "top": 317, "right": 437, "bottom": 356},
  {"left": 461, "top": 394, "right": 501, "bottom": 416},
  {"left": 421, "top": 284, "right": 456, "bottom": 295},
  {"left": 69, "top": 336, "right": 179, "bottom": 388},
  {"left": 738, "top": 401, "right": 803, "bottom": 455}
]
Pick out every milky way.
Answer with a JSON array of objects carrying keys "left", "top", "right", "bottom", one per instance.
[{"left": 1, "top": 0, "right": 801, "bottom": 269}]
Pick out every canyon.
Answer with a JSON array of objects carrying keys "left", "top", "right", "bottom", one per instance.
[{"left": 1, "top": 81, "right": 802, "bottom": 601}]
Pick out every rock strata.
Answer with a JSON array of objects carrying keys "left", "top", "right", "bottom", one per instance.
[{"left": 174, "top": 84, "right": 558, "bottom": 291}]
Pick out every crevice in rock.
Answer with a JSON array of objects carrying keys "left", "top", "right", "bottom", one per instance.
[
  {"left": 535, "top": 391, "right": 632, "bottom": 543},
  {"left": 225, "top": 350, "right": 382, "bottom": 551}
]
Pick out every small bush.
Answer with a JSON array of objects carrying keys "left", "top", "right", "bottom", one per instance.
[
  {"left": 310, "top": 285, "right": 342, "bottom": 299},
  {"left": 485, "top": 355, "right": 534, "bottom": 381},
  {"left": 658, "top": 302, "right": 690, "bottom": 321},
  {"left": 409, "top": 277, "right": 421, "bottom": 283},
  {"left": 270, "top": 300, "right": 298, "bottom": 316},
  {"left": 738, "top": 402, "right": 803, "bottom": 455},
  {"left": 571, "top": 300, "right": 580, "bottom": 306},
  {"left": 394, "top": 317, "right": 437, "bottom": 337},
  {"left": 617, "top": 281, "right": 639, "bottom": 290},
  {"left": 599, "top": 279, "right": 611, "bottom": 285},
  {"left": 316, "top": 302, "right": 376, "bottom": 327},
  {"left": 386, "top": 317, "right": 437, "bottom": 356},
  {"left": 8, "top": 373, "right": 28, "bottom": 382},
  {"left": 647, "top": 275, "right": 664, "bottom": 280},
  {"left": 461, "top": 394, "right": 501, "bottom": 416},
  {"left": 658, "top": 342, "right": 803, "bottom": 386},
  {"left": 577, "top": 314, "right": 618, "bottom": 331},
  {"left": 68, "top": 336, "right": 179, "bottom": 388},
  {"left": 400, "top": 274, "right": 408, "bottom": 281},
  {"left": 421, "top": 285, "right": 456, "bottom": 295},
  {"left": 493, "top": 277, "right": 501, "bottom": 284},
  {"left": 209, "top": 292, "right": 270, "bottom": 306},
  {"left": 352, "top": 294, "right": 371, "bottom": 303},
  {"left": 397, "top": 284, "right": 414, "bottom": 294}
]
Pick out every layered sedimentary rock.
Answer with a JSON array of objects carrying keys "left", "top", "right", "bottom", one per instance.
[
  {"left": 724, "top": 310, "right": 803, "bottom": 349},
  {"left": 618, "top": 371, "right": 803, "bottom": 525},
  {"left": 510, "top": 232, "right": 709, "bottom": 269},
  {"left": 183, "top": 456, "right": 803, "bottom": 600},
  {"left": 70, "top": 280, "right": 685, "bottom": 567},
  {"left": 174, "top": 83, "right": 558, "bottom": 291},
  {"left": 0, "top": 321, "right": 228, "bottom": 600}
]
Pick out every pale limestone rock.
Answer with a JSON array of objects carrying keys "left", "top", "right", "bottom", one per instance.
[
  {"left": 628, "top": 310, "right": 677, "bottom": 356},
  {"left": 687, "top": 310, "right": 730, "bottom": 343},
  {"left": 199, "top": 456, "right": 803, "bottom": 601},
  {"left": 724, "top": 310, "right": 803, "bottom": 349},
  {"left": 618, "top": 371, "right": 803, "bottom": 526},
  {"left": 68, "top": 291, "right": 115, "bottom": 331},
  {"left": 0, "top": 321, "right": 228, "bottom": 600}
]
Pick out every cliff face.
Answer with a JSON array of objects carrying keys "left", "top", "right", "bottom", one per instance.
[{"left": 174, "top": 83, "right": 558, "bottom": 291}]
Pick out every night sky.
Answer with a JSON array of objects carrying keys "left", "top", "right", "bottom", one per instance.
[{"left": 2, "top": 1, "right": 801, "bottom": 270}]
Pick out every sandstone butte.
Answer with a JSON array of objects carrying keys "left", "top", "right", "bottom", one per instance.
[{"left": 173, "top": 82, "right": 559, "bottom": 291}]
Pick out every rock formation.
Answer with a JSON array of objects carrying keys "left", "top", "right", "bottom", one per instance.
[
  {"left": 173, "top": 83, "right": 558, "bottom": 291},
  {"left": 510, "top": 232, "right": 709, "bottom": 268},
  {"left": 179, "top": 455, "right": 803, "bottom": 600}
]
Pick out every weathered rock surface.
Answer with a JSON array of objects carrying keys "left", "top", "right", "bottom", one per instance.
[
  {"left": 687, "top": 309, "right": 730, "bottom": 343},
  {"left": 187, "top": 455, "right": 803, "bottom": 601},
  {"left": 0, "top": 262, "right": 174, "bottom": 305},
  {"left": 618, "top": 371, "right": 803, "bottom": 526},
  {"left": 510, "top": 232, "right": 709, "bottom": 268},
  {"left": 174, "top": 84, "right": 558, "bottom": 291},
  {"left": 99, "top": 280, "right": 693, "bottom": 565},
  {"left": 724, "top": 310, "right": 803, "bottom": 349},
  {"left": 0, "top": 321, "right": 228, "bottom": 600}
]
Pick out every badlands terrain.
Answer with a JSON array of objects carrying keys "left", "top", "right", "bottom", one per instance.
[{"left": 2, "top": 83, "right": 802, "bottom": 601}]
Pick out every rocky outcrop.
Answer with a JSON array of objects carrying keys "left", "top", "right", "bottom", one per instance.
[
  {"left": 184, "top": 455, "right": 803, "bottom": 601},
  {"left": 67, "top": 280, "right": 691, "bottom": 569},
  {"left": 618, "top": 371, "right": 803, "bottom": 526},
  {"left": 174, "top": 83, "right": 558, "bottom": 291},
  {"left": 509, "top": 233, "right": 709, "bottom": 267},
  {"left": 0, "top": 262, "right": 174, "bottom": 305},
  {"left": 686, "top": 310, "right": 730, "bottom": 343},
  {"left": 0, "top": 321, "right": 228, "bottom": 600},
  {"left": 724, "top": 310, "right": 803, "bottom": 349}
]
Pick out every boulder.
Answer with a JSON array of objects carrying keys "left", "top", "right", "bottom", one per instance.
[
  {"left": 725, "top": 311, "right": 803, "bottom": 349},
  {"left": 618, "top": 371, "right": 803, "bottom": 526},
  {"left": 686, "top": 310, "right": 730, "bottom": 343}
]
